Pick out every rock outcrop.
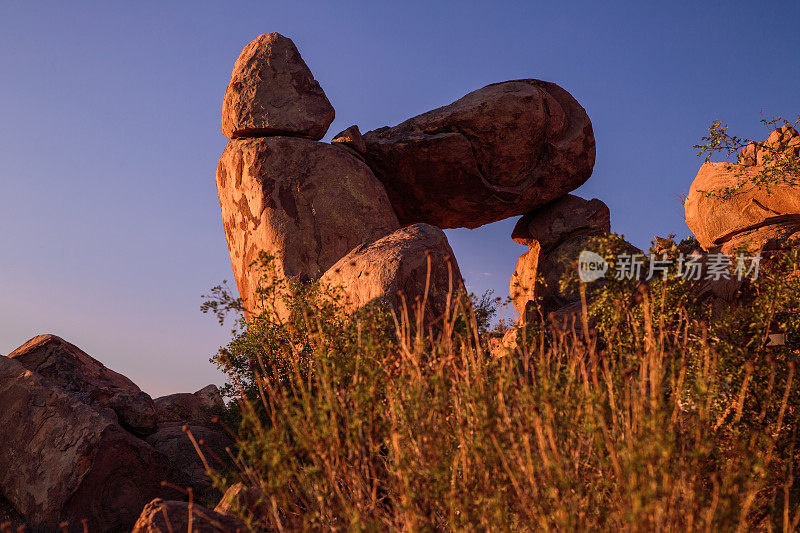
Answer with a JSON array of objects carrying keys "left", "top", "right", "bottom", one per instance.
[
  {"left": 9, "top": 334, "right": 158, "bottom": 436},
  {"left": 216, "top": 137, "right": 399, "bottom": 318},
  {"left": 132, "top": 498, "right": 247, "bottom": 533},
  {"left": 0, "top": 355, "right": 172, "bottom": 532},
  {"left": 320, "top": 223, "right": 462, "bottom": 320},
  {"left": 510, "top": 195, "right": 611, "bottom": 318},
  {"left": 363, "top": 80, "right": 595, "bottom": 228},
  {"left": 331, "top": 125, "right": 366, "bottom": 155},
  {"left": 685, "top": 163, "right": 800, "bottom": 254},
  {"left": 221, "top": 33, "right": 334, "bottom": 140}
]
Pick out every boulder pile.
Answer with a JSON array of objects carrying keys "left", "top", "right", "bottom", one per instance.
[
  {"left": 215, "top": 33, "right": 597, "bottom": 322},
  {"left": 0, "top": 335, "right": 231, "bottom": 531}
]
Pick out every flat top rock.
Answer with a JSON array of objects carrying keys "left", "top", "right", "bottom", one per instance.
[{"left": 221, "top": 32, "right": 335, "bottom": 140}]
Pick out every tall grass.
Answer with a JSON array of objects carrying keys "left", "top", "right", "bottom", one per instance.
[{"left": 204, "top": 246, "right": 800, "bottom": 531}]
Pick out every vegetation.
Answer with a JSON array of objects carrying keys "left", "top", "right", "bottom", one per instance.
[
  {"left": 694, "top": 114, "right": 800, "bottom": 199},
  {"left": 200, "top": 236, "right": 800, "bottom": 530}
]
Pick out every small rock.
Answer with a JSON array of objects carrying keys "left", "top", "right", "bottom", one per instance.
[{"left": 331, "top": 125, "right": 366, "bottom": 154}]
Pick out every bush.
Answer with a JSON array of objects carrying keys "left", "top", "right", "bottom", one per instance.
[{"left": 201, "top": 245, "right": 800, "bottom": 531}]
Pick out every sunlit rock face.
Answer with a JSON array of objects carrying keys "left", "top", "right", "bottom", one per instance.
[
  {"left": 216, "top": 136, "right": 399, "bottom": 319},
  {"left": 221, "top": 32, "right": 335, "bottom": 140},
  {"left": 685, "top": 127, "right": 800, "bottom": 254},
  {"left": 319, "top": 223, "right": 462, "bottom": 320},
  {"left": 362, "top": 79, "right": 596, "bottom": 229}
]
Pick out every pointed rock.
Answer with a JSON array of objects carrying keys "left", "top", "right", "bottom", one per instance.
[{"left": 221, "top": 33, "right": 335, "bottom": 140}]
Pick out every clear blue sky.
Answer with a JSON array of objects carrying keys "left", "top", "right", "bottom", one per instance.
[{"left": 1, "top": 1, "right": 797, "bottom": 396}]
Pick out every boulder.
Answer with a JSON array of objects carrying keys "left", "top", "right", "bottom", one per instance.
[
  {"left": 512, "top": 195, "right": 610, "bottom": 250},
  {"left": 684, "top": 161, "right": 800, "bottom": 253},
  {"left": 8, "top": 334, "right": 158, "bottom": 436},
  {"left": 319, "top": 223, "right": 462, "bottom": 320},
  {"left": 132, "top": 499, "right": 246, "bottom": 533},
  {"left": 331, "top": 125, "right": 366, "bottom": 154},
  {"left": 155, "top": 385, "right": 224, "bottom": 426},
  {"left": 510, "top": 196, "right": 611, "bottom": 317},
  {"left": 362, "top": 79, "right": 595, "bottom": 228},
  {"left": 221, "top": 33, "right": 335, "bottom": 140},
  {"left": 146, "top": 425, "right": 232, "bottom": 502},
  {"left": 216, "top": 136, "right": 399, "bottom": 318},
  {"left": 0, "top": 356, "right": 172, "bottom": 532}
]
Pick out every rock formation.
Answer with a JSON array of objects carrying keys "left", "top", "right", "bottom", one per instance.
[
  {"left": 216, "top": 137, "right": 400, "bottom": 318},
  {"left": 0, "top": 355, "right": 173, "bottom": 531},
  {"left": 320, "top": 223, "right": 462, "bottom": 319},
  {"left": 685, "top": 126, "right": 800, "bottom": 253},
  {"left": 362, "top": 80, "right": 595, "bottom": 228},
  {"left": 221, "top": 33, "right": 334, "bottom": 140},
  {"left": 510, "top": 195, "right": 611, "bottom": 318},
  {"left": 9, "top": 334, "right": 159, "bottom": 436}
]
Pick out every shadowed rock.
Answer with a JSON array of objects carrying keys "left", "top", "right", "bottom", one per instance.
[
  {"left": 221, "top": 33, "right": 335, "bottom": 140},
  {"left": 363, "top": 79, "right": 595, "bottom": 228},
  {"left": 9, "top": 334, "right": 158, "bottom": 436},
  {"left": 0, "top": 356, "right": 172, "bottom": 532}
]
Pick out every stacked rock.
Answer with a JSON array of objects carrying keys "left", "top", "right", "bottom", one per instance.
[
  {"left": 509, "top": 195, "right": 611, "bottom": 321},
  {"left": 216, "top": 33, "right": 597, "bottom": 322},
  {"left": 685, "top": 126, "right": 800, "bottom": 254}
]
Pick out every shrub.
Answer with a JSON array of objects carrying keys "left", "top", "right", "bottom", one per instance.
[{"left": 201, "top": 245, "right": 800, "bottom": 531}]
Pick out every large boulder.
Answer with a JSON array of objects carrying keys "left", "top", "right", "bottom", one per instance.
[
  {"left": 319, "top": 223, "right": 463, "bottom": 320},
  {"left": 8, "top": 334, "right": 158, "bottom": 436},
  {"left": 362, "top": 79, "right": 595, "bottom": 228},
  {"left": 509, "top": 196, "right": 611, "bottom": 318},
  {"left": 684, "top": 162, "right": 800, "bottom": 253},
  {"left": 0, "top": 356, "right": 172, "bottom": 532},
  {"left": 221, "top": 33, "right": 335, "bottom": 140},
  {"left": 216, "top": 136, "right": 399, "bottom": 318},
  {"left": 132, "top": 499, "right": 246, "bottom": 533}
]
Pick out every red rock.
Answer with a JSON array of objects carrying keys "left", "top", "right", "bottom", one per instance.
[
  {"left": 509, "top": 243, "right": 541, "bottom": 322},
  {"left": 146, "top": 425, "right": 232, "bottom": 501},
  {"left": 511, "top": 195, "right": 610, "bottom": 251},
  {"left": 216, "top": 136, "right": 399, "bottom": 319},
  {"left": 132, "top": 499, "right": 246, "bottom": 533},
  {"left": 221, "top": 33, "right": 335, "bottom": 140},
  {"left": 320, "top": 223, "right": 463, "bottom": 320},
  {"left": 8, "top": 334, "right": 158, "bottom": 436},
  {"left": 0, "top": 356, "right": 172, "bottom": 532},
  {"left": 331, "top": 125, "right": 366, "bottom": 154},
  {"left": 363, "top": 80, "right": 595, "bottom": 228},
  {"left": 155, "top": 385, "right": 224, "bottom": 426},
  {"left": 684, "top": 161, "right": 800, "bottom": 253}
]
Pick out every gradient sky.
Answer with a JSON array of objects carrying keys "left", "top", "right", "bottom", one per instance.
[{"left": 1, "top": 1, "right": 798, "bottom": 396}]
